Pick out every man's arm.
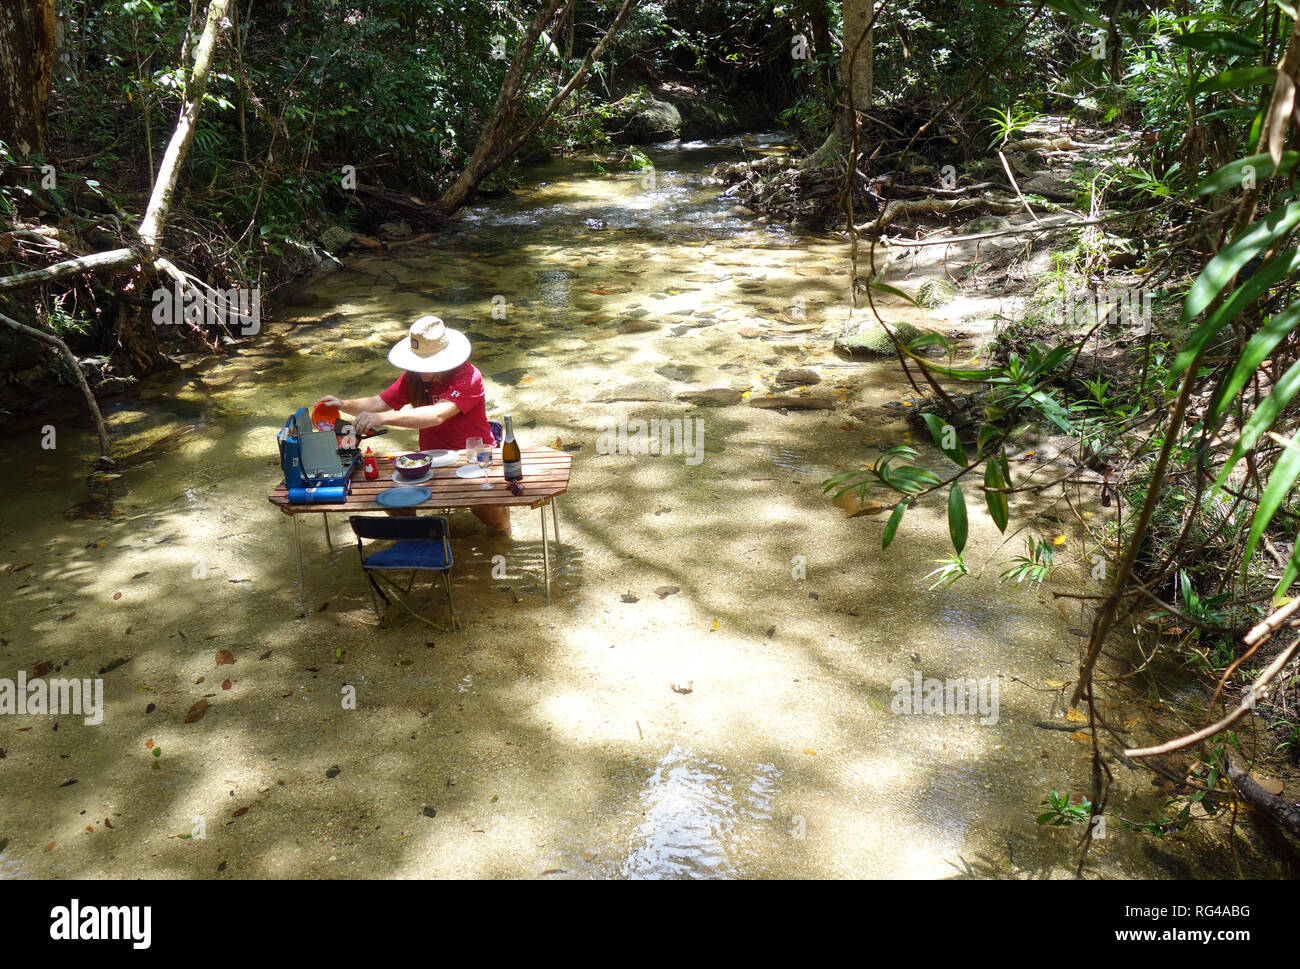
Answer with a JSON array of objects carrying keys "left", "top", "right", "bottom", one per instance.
[
  {"left": 372, "top": 400, "right": 461, "bottom": 430},
  {"left": 315, "top": 394, "right": 387, "bottom": 414}
]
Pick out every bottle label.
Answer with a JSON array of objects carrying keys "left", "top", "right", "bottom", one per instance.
[{"left": 503, "top": 460, "right": 523, "bottom": 479}]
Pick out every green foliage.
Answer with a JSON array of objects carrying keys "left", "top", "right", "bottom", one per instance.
[
  {"left": 1000, "top": 537, "right": 1057, "bottom": 589},
  {"left": 1036, "top": 789, "right": 1091, "bottom": 826}
]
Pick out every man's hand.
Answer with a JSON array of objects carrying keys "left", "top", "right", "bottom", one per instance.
[
  {"left": 354, "top": 410, "right": 386, "bottom": 434},
  {"left": 315, "top": 395, "right": 343, "bottom": 410}
]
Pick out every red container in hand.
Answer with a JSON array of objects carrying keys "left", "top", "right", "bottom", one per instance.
[{"left": 363, "top": 446, "right": 379, "bottom": 480}]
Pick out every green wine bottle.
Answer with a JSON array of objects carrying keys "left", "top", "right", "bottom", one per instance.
[{"left": 502, "top": 415, "right": 522, "bottom": 481}]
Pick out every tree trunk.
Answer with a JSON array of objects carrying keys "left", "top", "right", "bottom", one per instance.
[
  {"left": 0, "top": 0, "right": 56, "bottom": 155},
  {"left": 806, "top": 0, "right": 873, "bottom": 168},
  {"left": 433, "top": 0, "right": 635, "bottom": 215}
]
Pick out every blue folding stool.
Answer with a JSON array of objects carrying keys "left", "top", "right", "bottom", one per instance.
[{"left": 349, "top": 515, "right": 458, "bottom": 630}]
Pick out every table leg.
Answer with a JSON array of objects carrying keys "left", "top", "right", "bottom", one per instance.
[
  {"left": 323, "top": 513, "right": 332, "bottom": 549},
  {"left": 551, "top": 499, "right": 560, "bottom": 548},
  {"left": 540, "top": 503, "right": 551, "bottom": 604},
  {"left": 293, "top": 514, "right": 307, "bottom": 616}
]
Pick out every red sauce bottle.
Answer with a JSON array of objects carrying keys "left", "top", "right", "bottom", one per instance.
[{"left": 363, "top": 446, "right": 379, "bottom": 480}]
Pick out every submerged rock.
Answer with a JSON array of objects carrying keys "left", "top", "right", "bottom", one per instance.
[
  {"left": 775, "top": 368, "right": 821, "bottom": 386},
  {"left": 675, "top": 388, "right": 743, "bottom": 406}
]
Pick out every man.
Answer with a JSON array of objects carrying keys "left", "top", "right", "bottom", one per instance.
[{"left": 316, "top": 315, "right": 510, "bottom": 535}]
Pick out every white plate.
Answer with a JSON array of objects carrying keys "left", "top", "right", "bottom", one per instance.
[
  {"left": 456, "top": 464, "right": 486, "bottom": 478},
  {"left": 421, "top": 449, "right": 458, "bottom": 467},
  {"left": 391, "top": 468, "right": 435, "bottom": 484}
]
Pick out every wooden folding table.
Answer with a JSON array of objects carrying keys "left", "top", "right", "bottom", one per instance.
[{"left": 268, "top": 446, "right": 572, "bottom": 612}]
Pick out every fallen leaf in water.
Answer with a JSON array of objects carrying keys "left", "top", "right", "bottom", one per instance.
[
  {"left": 214, "top": 650, "right": 235, "bottom": 665},
  {"left": 259, "top": 650, "right": 272, "bottom": 660},
  {"left": 131, "top": 571, "right": 149, "bottom": 580},
  {"left": 58, "top": 778, "right": 77, "bottom": 788},
  {"left": 620, "top": 592, "right": 638, "bottom": 603},
  {"left": 85, "top": 826, "right": 94, "bottom": 833},
  {"left": 539, "top": 868, "right": 566, "bottom": 876},
  {"left": 112, "top": 592, "right": 122, "bottom": 601},
  {"left": 232, "top": 807, "right": 248, "bottom": 818},
  {"left": 1065, "top": 708, "right": 1088, "bottom": 723},
  {"left": 803, "top": 748, "right": 817, "bottom": 756},
  {"left": 6, "top": 563, "right": 32, "bottom": 573},
  {"left": 153, "top": 747, "right": 162, "bottom": 758},
  {"left": 145, "top": 738, "right": 154, "bottom": 748},
  {"left": 104, "top": 819, "right": 112, "bottom": 829},
  {"left": 44, "top": 842, "right": 55, "bottom": 853},
  {"left": 145, "top": 703, "right": 156, "bottom": 714},
  {"left": 98, "top": 657, "right": 129, "bottom": 675},
  {"left": 1068, "top": 731, "right": 1092, "bottom": 744},
  {"left": 1124, "top": 716, "right": 1141, "bottom": 728},
  {"left": 710, "top": 618, "right": 720, "bottom": 631},
  {"left": 326, "top": 765, "right": 341, "bottom": 778},
  {"left": 1051, "top": 535, "right": 1067, "bottom": 546},
  {"left": 670, "top": 681, "right": 693, "bottom": 694},
  {"left": 1045, "top": 680, "right": 1067, "bottom": 689},
  {"left": 222, "top": 679, "right": 232, "bottom": 690},
  {"left": 183, "top": 699, "right": 209, "bottom": 723},
  {"left": 1250, "top": 772, "right": 1285, "bottom": 795},
  {"left": 831, "top": 492, "right": 886, "bottom": 518},
  {"left": 654, "top": 586, "right": 680, "bottom": 599},
  {"left": 32, "top": 660, "right": 53, "bottom": 677}
]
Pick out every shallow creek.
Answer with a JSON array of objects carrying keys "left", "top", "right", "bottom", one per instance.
[{"left": 0, "top": 133, "right": 1279, "bottom": 878}]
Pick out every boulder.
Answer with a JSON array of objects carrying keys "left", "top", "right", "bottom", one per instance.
[
  {"left": 319, "top": 226, "right": 355, "bottom": 252},
  {"left": 915, "top": 279, "right": 959, "bottom": 309},
  {"left": 834, "top": 320, "right": 923, "bottom": 358},
  {"left": 608, "top": 94, "right": 682, "bottom": 144}
]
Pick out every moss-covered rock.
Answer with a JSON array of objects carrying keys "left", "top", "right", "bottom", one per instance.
[
  {"left": 834, "top": 320, "right": 923, "bottom": 358},
  {"left": 915, "top": 278, "right": 959, "bottom": 309}
]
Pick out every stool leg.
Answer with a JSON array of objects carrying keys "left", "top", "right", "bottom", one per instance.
[
  {"left": 551, "top": 499, "right": 560, "bottom": 547},
  {"left": 323, "top": 513, "right": 332, "bottom": 549}
]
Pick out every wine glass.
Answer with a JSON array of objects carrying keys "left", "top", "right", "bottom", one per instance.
[
  {"left": 464, "top": 437, "right": 485, "bottom": 479},
  {"left": 475, "top": 441, "right": 494, "bottom": 489}
]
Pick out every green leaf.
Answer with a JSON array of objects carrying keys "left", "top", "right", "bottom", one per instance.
[
  {"left": 152, "top": 747, "right": 161, "bottom": 758},
  {"left": 1243, "top": 432, "right": 1300, "bottom": 568},
  {"left": 976, "top": 423, "right": 1001, "bottom": 455},
  {"left": 1175, "top": 247, "right": 1300, "bottom": 376},
  {"left": 921, "top": 412, "right": 968, "bottom": 467},
  {"left": 1214, "top": 358, "right": 1300, "bottom": 490},
  {"left": 948, "top": 483, "right": 968, "bottom": 554},
  {"left": 1180, "top": 200, "right": 1300, "bottom": 326},
  {"left": 1192, "top": 151, "right": 1300, "bottom": 196},
  {"left": 1169, "top": 31, "right": 1263, "bottom": 57},
  {"left": 1210, "top": 299, "right": 1300, "bottom": 420},
  {"left": 882, "top": 499, "right": 908, "bottom": 550},
  {"left": 984, "top": 461, "right": 1009, "bottom": 532},
  {"left": 1191, "top": 65, "right": 1276, "bottom": 96},
  {"left": 868, "top": 281, "right": 919, "bottom": 306},
  {"left": 1042, "top": 0, "right": 1106, "bottom": 28}
]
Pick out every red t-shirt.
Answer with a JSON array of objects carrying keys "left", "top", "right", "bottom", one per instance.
[{"left": 379, "top": 363, "right": 495, "bottom": 452}]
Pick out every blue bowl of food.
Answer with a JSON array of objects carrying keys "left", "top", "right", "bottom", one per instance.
[{"left": 393, "top": 452, "right": 433, "bottom": 480}]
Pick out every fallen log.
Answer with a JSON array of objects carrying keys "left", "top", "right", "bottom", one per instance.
[
  {"left": 355, "top": 184, "right": 452, "bottom": 230},
  {"left": 1224, "top": 748, "right": 1300, "bottom": 839},
  {"left": 0, "top": 310, "right": 112, "bottom": 464},
  {"left": 854, "top": 195, "right": 1022, "bottom": 234}
]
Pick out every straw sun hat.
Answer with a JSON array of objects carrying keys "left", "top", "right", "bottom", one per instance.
[{"left": 387, "top": 315, "right": 471, "bottom": 373}]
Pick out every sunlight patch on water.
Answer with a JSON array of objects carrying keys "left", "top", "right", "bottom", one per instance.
[{"left": 619, "top": 746, "right": 780, "bottom": 879}]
